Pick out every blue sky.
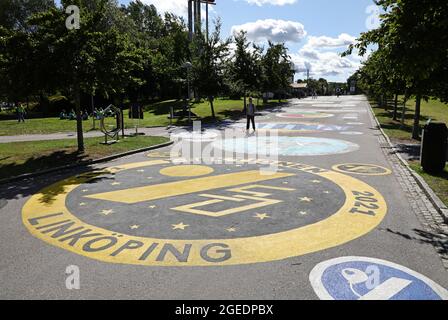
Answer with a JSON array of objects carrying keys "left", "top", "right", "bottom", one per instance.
[
  {"left": 63, "top": 0, "right": 380, "bottom": 82},
  {"left": 127, "top": 0, "right": 379, "bottom": 82}
]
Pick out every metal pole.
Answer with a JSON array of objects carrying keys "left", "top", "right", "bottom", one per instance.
[
  {"left": 187, "top": 70, "right": 191, "bottom": 124},
  {"left": 206, "top": 2, "right": 209, "bottom": 41},
  {"left": 188, "top": 0, "right": 193, "bottom": 40},
  {"left": 91, "top": 94, "right": 95, "bottom": 130},
  {"left": 193, "top": 0, "right": 197, "bottom": 34}
]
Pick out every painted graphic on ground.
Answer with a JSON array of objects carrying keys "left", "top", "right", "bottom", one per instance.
[
  {"left": 22, "top": 160, "right": 387, "bottom": 266},
  {"left": 333, "top": 164, "right": 392, "bottom": 176},
  {"left": 276, "top": 112, "right": 334, "bottom": 119},
  {"left": 232, "top": 122, "right": 350, "bottom": 133},
  {"left": 213, "top": 136, "right": 360, "bottom": 157},
  {"left": 310, "top": 256, "right": 448, "bottom": 300}
]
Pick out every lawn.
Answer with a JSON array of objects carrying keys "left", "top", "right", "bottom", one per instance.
[
  {"left": 371, "top": 96, "right": 448, "bottom": 142},
  {"left": 0, "top": 98, "right": 286, "bottom": 136},
  {"left": 0, "top": 135, "right": 169, "bottom": 180},
  {"left": 409, "top": 162, "right": 448, "bottom": 206}
]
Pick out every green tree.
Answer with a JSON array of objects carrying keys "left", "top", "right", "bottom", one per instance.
[
  {"left": 260, "top": 41, "right": 294, "bottom": 102},
  {"left": 346, "top": 0, "right": 448, "bottom": 139},
  {"left": 190, "top": 19, "right": 230, "bottom": 119},
  {"left": 27, "top": 0, "right": 145, "bottom": 151},
  {"left": 228, "top": 31, "right": 262, "bottom": 110}
]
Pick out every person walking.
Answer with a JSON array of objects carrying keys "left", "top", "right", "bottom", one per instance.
[
  {"left": 245, "top": 97, "right": 256, "bottom": 132},
  {"left": 16, "top": 102, "right": 26, "bottom": 123}
]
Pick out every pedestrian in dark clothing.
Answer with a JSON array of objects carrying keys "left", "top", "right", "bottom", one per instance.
[
  {"left": 16, "top": 103, "right": 26, "bottom": 123},
  {"left": 245, "top": 97, "right": 256, "bottom": 132}
]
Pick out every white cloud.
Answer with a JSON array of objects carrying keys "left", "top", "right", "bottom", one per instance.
[
  {"left": 231, "top": 19, "right": 307, "bottom": 43},
  {"left": 291, "top": 34, "right": 362, "bottom": 81},
  {"left": 140, "top": 0, "right": 188, "bottom": 17},
  {"left": 306, "top": 33, "right": 356, "bottom": 49},
  {"left": 245, "top": 0, "right": 297, "bottom": 6}
]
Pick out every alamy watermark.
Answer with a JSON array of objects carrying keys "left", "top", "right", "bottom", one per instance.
[
  {"left": 65, "top": 5, "right": 80, "bottom": 30},
  {"left": 169, "top": 121, "right": 280, "bottom": 174},
  {"left": 65, "top": 265, "right": 80, "bottom": 290},
  {"left": 365, "top": 5, "right": 381, "bottom": 30}
]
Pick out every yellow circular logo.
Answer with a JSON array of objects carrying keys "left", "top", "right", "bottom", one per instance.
[
  {"left": 22, "top": 159, "right": 387, "bottom": 266},
  {"left": 332, "top": 163, "right": 392, "bottom": 176}
]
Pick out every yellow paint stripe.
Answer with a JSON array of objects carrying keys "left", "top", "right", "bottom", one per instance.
[{"left": 85, "top": 171, "right": 295, "bottom": 204}]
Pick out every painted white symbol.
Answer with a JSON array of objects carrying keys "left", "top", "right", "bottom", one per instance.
[
  {"left": 310, "top": 257, "right": 448, "bottom": 300},
  {"left": 342, "top": 267, "right": 412, "bottom": 300}
]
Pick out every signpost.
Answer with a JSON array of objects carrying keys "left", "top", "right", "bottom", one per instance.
[{"left": 188, "top": 0, "right": 216, "bottom": 41}]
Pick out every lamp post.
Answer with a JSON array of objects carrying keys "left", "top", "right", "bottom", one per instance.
[{"left": 182, "top": 62, "right": 193, "bottom": 124}]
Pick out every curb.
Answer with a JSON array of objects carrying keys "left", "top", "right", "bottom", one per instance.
[
  {"left": 0, "top": 140, "right": 173, "bottom": 185},
  {"left": 367, "top": 102, "right": 448, "bottom": 223}
]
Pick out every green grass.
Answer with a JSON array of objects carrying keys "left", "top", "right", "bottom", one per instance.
[
  {"left": 371, "top": 96, "right": 448, "bottom": 141},
  {"left": 409, "top": 162, "right": 448, "bottom": 206},
  {"left": 0, "top": 98, "right": 287, "bottom": 136},
  {"left": 0, "top": 135, "right": 169, "bottom": 180}
]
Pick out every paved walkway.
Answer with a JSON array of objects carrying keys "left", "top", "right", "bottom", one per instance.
[
  {"left": 0, "top": 126, "right": 173, "bottom": 143},
  {"left": 1, "top": 95, "right": 447, "bottom": 300}
]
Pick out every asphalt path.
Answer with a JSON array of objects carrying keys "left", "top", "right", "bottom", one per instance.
[{"left": 1, "top": 95, "right": 447, "bottom": 300}]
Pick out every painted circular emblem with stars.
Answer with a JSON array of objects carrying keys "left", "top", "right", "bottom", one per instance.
[
  {"left": 332, "top": 164, "right": 392, "bottom": 176},
  {"left": 22, "top": 159, "right": 387, "bottom": 266},
  {"left": 276, "top": 112, "right": 334, "bottom": 119}
]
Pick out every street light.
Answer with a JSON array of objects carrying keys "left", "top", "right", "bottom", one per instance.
[{"left": 182, "top": 62, "right": 193, "bottom": 124}]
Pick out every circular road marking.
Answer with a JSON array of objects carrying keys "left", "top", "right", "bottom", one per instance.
[
  {"left": 22, "top": 160, "right": 386, "bottom": 266},
  {"left": 310, "top": 256, "right": 448, "bottom": 300},
  {"left": 332, "top": 163, "right": 392, "bottom": 176}
]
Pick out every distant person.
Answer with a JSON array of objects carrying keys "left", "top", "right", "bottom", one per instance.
[
  {"left": 16, "top": 103, "right": 26, "bottom": 123},
  {"left": 245, "top": 97, "right": 256, "bottom": 132},
  {"left": 336, "top": 88, "right": 341, "bottom": 98},
  {"left": 60, "top": 109, "right": 67, "bottom": 120},
  {"left": 69, "top": 109, "right": 76, "bottom": 120},
  {"left": 82, "top": 110, "right": 89, "bottom": 120}
]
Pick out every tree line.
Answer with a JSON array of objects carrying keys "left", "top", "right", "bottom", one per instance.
[
  {"left": 0, "top": 0, "right": 294, "bottom": 116},
  {"left": 345, "top": 0, "right": 448, "bottom": 140}
]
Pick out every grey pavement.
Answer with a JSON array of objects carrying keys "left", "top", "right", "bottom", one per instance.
[
  {"left": 0, "top": 126, "right": 172, "bottom": 143},
  {"left": 0, "top": 95, "right": 447, "bottom": 300}
]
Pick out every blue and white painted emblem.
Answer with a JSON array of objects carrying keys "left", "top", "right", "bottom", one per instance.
[{"left": 310, "top": 256, "right": 448, "bottom": 300}]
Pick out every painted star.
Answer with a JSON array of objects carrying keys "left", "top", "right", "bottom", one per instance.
[
  {"left": 311, "top": 180, "right": 321, "bottom": 183},
  {"left": 148, "top": 205, "right": 156, "bottom": 209},
  {"left": 137, "top": 169, "right": 145, "bottom": 172},
  {"left": 282, "top": 181, "right": 289, "bottom": 185},
  {"left": 172, "top": 222, "right": 189, "bottom": 230},
  {"left": 226, "top": 227, "right": 236, "bottom": 233},
  {"left": 299, "top": 211, "right": 308, "bottom": 215},
  {"left": 79, "top": 202, "right": 86, "bottom": 206},
  {"left": 100, "top": 209, "right": 114, "bottom": 216},
  {"left": 111, "top": 182, "right": 121, "bottom": 186},
  {"left": 299, "top": 197, "right": 313, "bottom": 202},
  {"left": 130, "top": 225, "right": 140, "bottom": 230},
  {"left": 254, "top": 213, "right": 270, "bottom": 220},
  {"left": 323, "top": 191, "right": 330, "bottom": 194},
  {"left": 81, "top": 189, "right": 89, "bottom": 193}
]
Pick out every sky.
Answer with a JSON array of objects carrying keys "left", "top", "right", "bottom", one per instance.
[{"left": 63, "top": 0, "right": 381, "bottom": 82}]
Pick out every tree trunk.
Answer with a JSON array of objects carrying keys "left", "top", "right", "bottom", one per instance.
[
  {"left": 209, "top": 96, "right": 215, "bottom": 120},
  {"left": 393, "top": 93, "right": 398, "bottom": 121},
  {"left": 75, "top": 84, "right": 84, "bottom": 152},
  {"left": 412, "top": 94, "right": 422, "bottom": 140},
  {"left": 400, "top": 95, "right": 407, "bottom": 127}
]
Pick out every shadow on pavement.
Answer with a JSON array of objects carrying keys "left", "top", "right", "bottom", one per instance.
[{"left": 383, "top": 228, "right": 448, "bottom": 256}]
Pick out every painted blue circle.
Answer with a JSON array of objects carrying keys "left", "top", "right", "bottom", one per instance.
[
  {"left": 321, "top": 261, "right": 444, "bottom": 300},
  {"left": 213, "top": 136, "right": 359, "bottom": 156}
]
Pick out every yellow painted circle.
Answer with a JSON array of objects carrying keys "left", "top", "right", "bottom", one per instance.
[
  {"left": 159, "top": 165, "right": 214, "bottom": 177},
  {"left": 22, "top": 160, "right": 387, "bottom": 267},
  {"left": 332, "top": 163, "right": 392, "bottom": 176}
]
